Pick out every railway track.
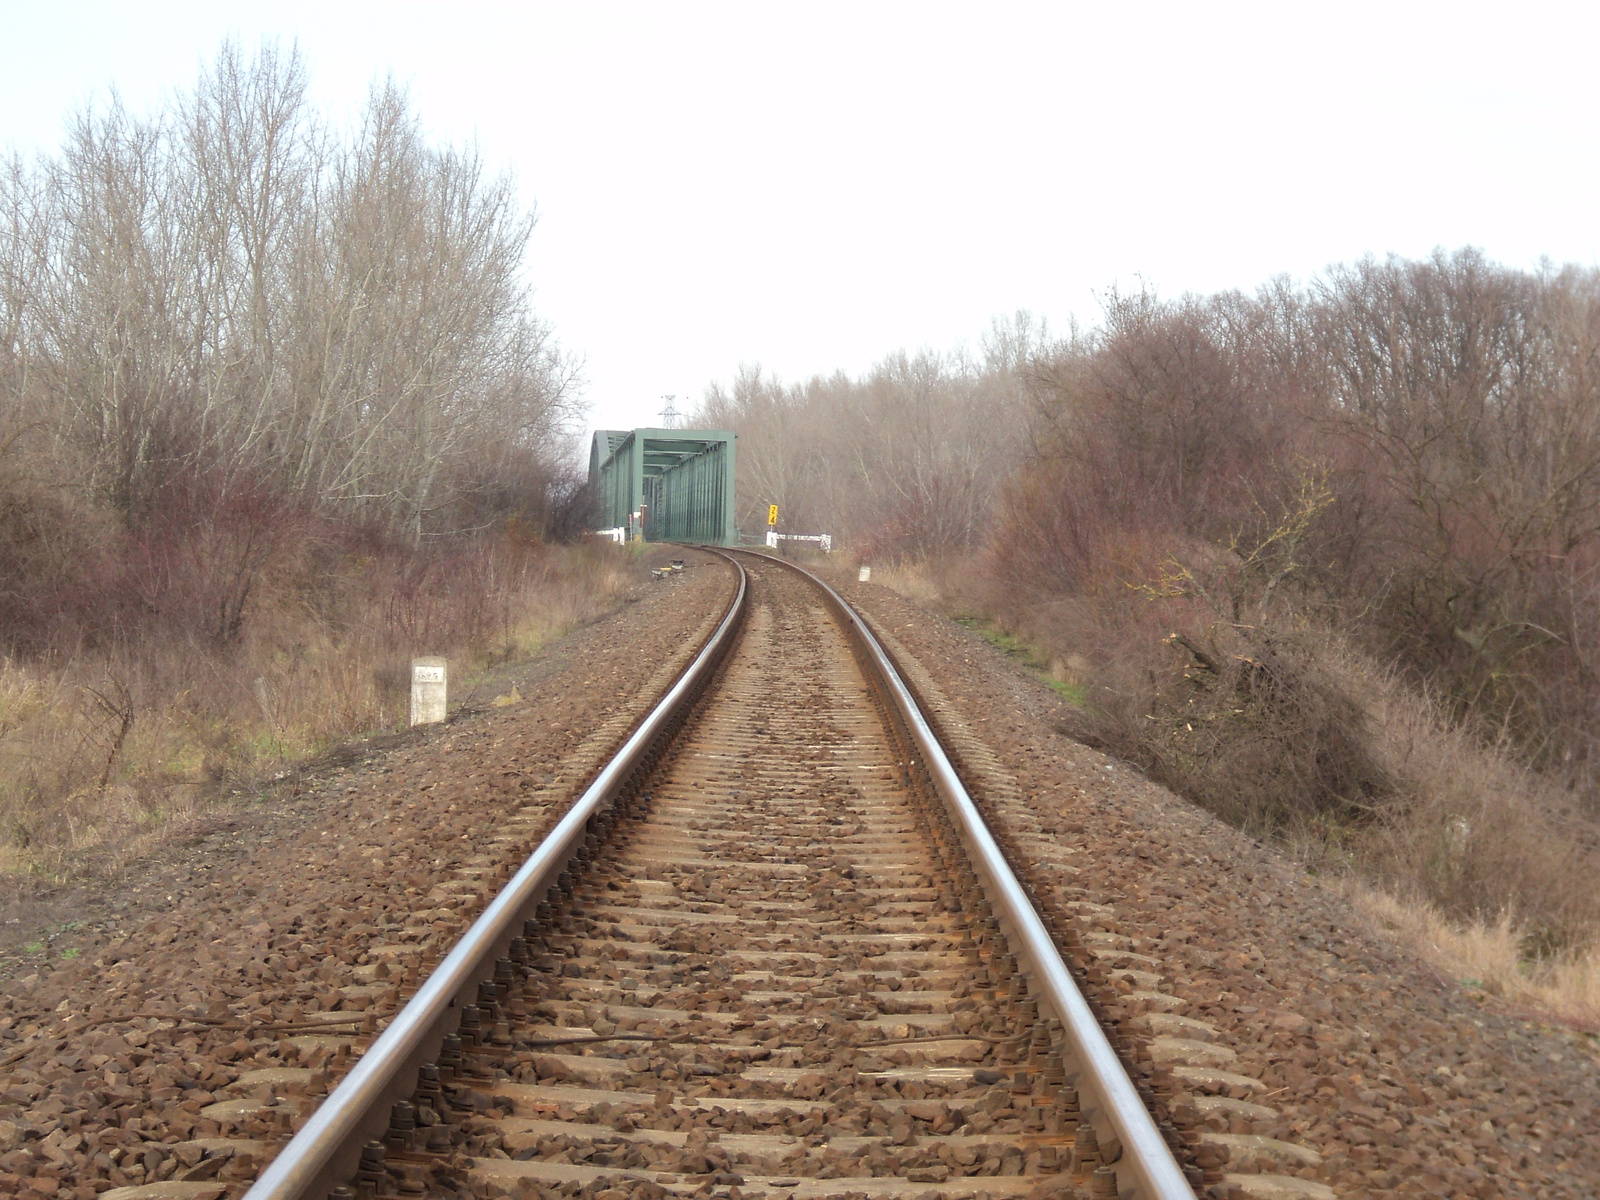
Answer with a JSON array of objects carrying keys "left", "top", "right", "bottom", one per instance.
[
  {"left": 238, "top": 551, "right": 1195, "bottom": 1200},
  {"left": 7, "top": 546, "right": 1593, "bottom": 1200}
]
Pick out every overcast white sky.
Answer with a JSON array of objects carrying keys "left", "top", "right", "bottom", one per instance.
[{"left": 3, "top": 2, "right": 1596, "bottom": 436}]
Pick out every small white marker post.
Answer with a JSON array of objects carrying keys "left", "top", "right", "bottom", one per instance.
[
  {"left": 858, "top": 566, "right": 871, "bottom": 582},
  {"left": 410, "top": 657, "right": 447, "bottom": 726}
]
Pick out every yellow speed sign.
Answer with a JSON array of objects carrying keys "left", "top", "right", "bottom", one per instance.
[{"left": 767, "top": 504, "right": 779, "bottom": 526}]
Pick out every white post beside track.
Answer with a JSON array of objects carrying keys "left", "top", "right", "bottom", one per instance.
[{"left": 410, "top": 657, "right": 447, "bottom": 726}]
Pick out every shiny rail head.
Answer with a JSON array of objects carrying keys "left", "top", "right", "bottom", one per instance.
[
  {"left": 730, "top": 549, "right": 1197, "bottom": 1200},
  {"left": 242, "top": 555, "right": 749, "bottom": 1200}
]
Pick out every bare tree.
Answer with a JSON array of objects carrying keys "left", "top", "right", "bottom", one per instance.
[
  {"left": 0, "top": 40, "right": 580, "bottom": 540},
  {"left": 696, "top": 316, "right": 1046, "bottom": 557}
]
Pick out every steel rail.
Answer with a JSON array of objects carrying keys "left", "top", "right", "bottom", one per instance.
[
  {"left": 243, "top": 557, "right": 749, "bottom": 1200},
  {"left": 740, "top": 550, "right": 1196, "bottom": 1200}
]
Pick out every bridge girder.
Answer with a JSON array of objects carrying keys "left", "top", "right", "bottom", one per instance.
[{"left": 589, "top": 427, "right": 738, "bottom": 546}]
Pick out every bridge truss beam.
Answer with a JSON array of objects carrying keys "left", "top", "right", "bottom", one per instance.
[{"left": 589, "top": 427, "right": 738, "bottom": 546}]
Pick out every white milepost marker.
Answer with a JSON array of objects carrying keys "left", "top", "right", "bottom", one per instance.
[
  {"left": 411, "top": 657, "right": 447, "bottom": 726},
  {"left": 858, "top": 566, "right": 872, "bottom": 582}
]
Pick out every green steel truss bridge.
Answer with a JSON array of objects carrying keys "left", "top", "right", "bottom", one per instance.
[{"left": 589, "top": 427, "right": 738, "bottom": 546}]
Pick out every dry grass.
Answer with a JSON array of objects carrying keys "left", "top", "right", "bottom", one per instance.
[
  {"left": 855, "top": 554, "right": 1005, "bottom": 619},
  {"left": 1025, "top": 587, "right": 1600, "bottom": 1022},
  {"left": 1337, "top": 654, "right": 1600, "bottom": 1029},
  {"left": 1350, "top": 884, "right": 1600, "bottom": 1033},
  {"left": 1090, "top": 619, "right": 1600, "bottom": 1026},
  {"left": 1032, "top": 598, "right": 1600, "bottom": 1027},
  {"left": 858, "top": 558, "right": 946, "bottom": 608},
  {"left": 0, "top": 539, "right": 631, "bottom": 877},
  {"left": 874, "top": 540, "right": 1600, "bottom": 1032},
  {"left": 1320, "top": 645, "right": 1600, "bottom": 954}
]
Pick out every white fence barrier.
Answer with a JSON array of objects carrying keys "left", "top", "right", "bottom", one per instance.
[{"left": 766, "top": 531, "right": 833, "bottom": 552}]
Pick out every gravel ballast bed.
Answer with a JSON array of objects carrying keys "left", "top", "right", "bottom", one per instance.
[
  {"left": 826, "top": 565, "right": 1599, "bottom": 1200},
  {"left": 0, "top": 548, "right": 734, "bottom": 1200}
]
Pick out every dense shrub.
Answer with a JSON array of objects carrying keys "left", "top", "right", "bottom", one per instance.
[{"left": 984, "top": 250, "right": 1600, "bottom": 946}]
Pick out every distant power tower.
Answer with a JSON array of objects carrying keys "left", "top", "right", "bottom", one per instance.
[{"left": 659, "top": 395, "right": 679, "bottom": 429}]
